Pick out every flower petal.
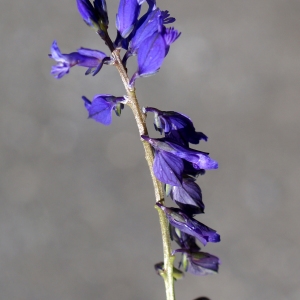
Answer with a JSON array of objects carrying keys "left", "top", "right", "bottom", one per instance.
[
  {"left": 137, "top": 32, "right": 166, "bottom": 76},
  {"left": 170, "top": 177, "right": 204, "bottom": 215},
  {"left": 116, "top": 0, "right": 141, "bottom": 38},
  {"left": 153, "top": 150, "right": 183, "bottom": 186},
  {"left": 157, "top": 204, "right": 220, "bottom": 246},
  {"left": 82, "top": 95, "right": 124, "bottom": 126}
]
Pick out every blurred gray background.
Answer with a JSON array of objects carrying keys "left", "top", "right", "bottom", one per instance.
[{"left": 0, "top": 0, "right": 299, "bottom": 299}]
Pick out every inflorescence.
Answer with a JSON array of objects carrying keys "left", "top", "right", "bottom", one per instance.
[{"left": 50, "top": 0, "right": 220, "bottom": 281}]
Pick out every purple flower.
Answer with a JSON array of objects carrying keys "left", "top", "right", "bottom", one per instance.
[
  {"left": 128, "top": 8, "right": 162, "bottom": 55},
  {"left": 127, "top": 7, "right": 176, "bottom": 55},
  {"left": 129, "top": 27, "right": 180, "bottom": 85},
  {"left": 116, "top": 0, "right": 141, "bottom": 38},
  {"left": 76, "top": 0, "right": 108, "bottom": 32},
  {"left": 175, "top": 249, "right": 220, "bottom": 276},
  {"left": 82, "top": 94, "right": 125, "bottom": 125},
  {"left": 170, "top": 177, "right": 204, "bottom": 215},
  {"left": 144, "top": 107, "right": 208, "bottom": 145},
  {"left": 167, "top": 140, "right": 218, "bottom": 170},
  {"left": 93, "top": 0, "right": 109, "bottom": 26},
  {"left": 141, "top": 136, "right": 218, "bottom": 184},
  {"left": 76, "top": 0, "right": 97, "bottom": 26},
  {"left": 49, "top": 41, "right": 108, "bottom": 79},
  {"left": 153, "top": 149, "right": 184, "bottom": 186},
  {"left": 156, "top": 204, "right": 220, "bottom": 246},
  {"left": 114, "top": 0, "right": 157, "bottom": 50}
]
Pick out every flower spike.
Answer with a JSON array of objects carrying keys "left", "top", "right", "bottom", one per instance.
[{"left": 49, "top": 0, "right": 221, "bottom": 292}]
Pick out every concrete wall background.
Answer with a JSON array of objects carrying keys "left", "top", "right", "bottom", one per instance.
[{"left": 0, "top": 0, "right": 299, "bottom": 299}]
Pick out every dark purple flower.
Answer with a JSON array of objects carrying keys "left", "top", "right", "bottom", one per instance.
[
  {"left": 175, "top": 249, "right": 220, "bottom": 276},
  {"left": 116, "top": 0, "right": 141, "bottom": 38},
  {"left": 144, "top": 107, "right": 208, "bottom": 145},
  {"left": 76, "top": 0, "right": 108, "bottom": 32},
  {"left": 82, "top": 94, "right": 125, "bottom": 125},
  {"left": 170, "top": 225, "right": 201, "bottom": 251},
  {"left": 76, "top": 0, "right": 98, "bottom": 27},
  {"left": 49, "top": 41, "right": 108, "bottom": 79},
  {"left": 128, "top": 8, "right": 162, "bottom": 55},
  {"left": 114, "top": 0, "right": 157, "bottom": 50},
  {"left": 93, "top": 0, "right": 109, "bottom": 26},
  {"left": 156, "top": 204, "right": 220, "bottom": 246},
  {"left": 128, "top": 8, "right": 176, "bottom": 56},
  {"left": 170, "top": 177, "right": 204, "bottom": 215},
  {"left": 141, "top": 136, "right": 218, "bottom": 171},
  {"left": 120, "top": 4, "right": 174, "bottom": 52},
  {"left": 153, "top": 150, "right": 184, "bottom": 186},
  {"left": 130, "top": 31, "right": 166, "bottom": 84},
  {"left": 168, "top": 141, "right": 218, "bottom": 170},
  {"left": 129, "top": 27, "right": 180, "bottom": 85}
]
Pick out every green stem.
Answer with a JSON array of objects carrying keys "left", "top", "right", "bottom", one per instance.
[{"left": 112, "top": 49, "right": 176, "bottom": 300}]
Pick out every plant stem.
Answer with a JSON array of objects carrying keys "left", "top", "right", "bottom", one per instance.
[{"left": 112, "top": 49, "right": 176, "bottom": 300}]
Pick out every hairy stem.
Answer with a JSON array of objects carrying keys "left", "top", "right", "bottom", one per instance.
[{"left": 112, "top": 49, "right": 176, "bottom": 300}]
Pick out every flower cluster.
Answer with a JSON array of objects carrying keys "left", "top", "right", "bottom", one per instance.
[
  {"left": 143, "top": 108, "right": 221, "bottom": 276},
  {"left": 49, "top": 0, "right": 180, "bottom": 86},
  {"left": 49, "top": 0, "right": 220, "bottom": 280}
]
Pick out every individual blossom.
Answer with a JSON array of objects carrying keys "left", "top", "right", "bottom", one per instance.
[
  {"left": 169, "top": 176, "right": 204, "bottom": 215},
  {"left": 116, "top": 0, "right": 141, "bottom": 38},
  {"left": 141, "top": 135, "right": 218, "bottom": 185},
  {"left": 129, "top": 31, "right": 165, "bottom": 84},
  {"left": 93, "top": 0, "right": 109, "bottom": 27},
  {"left": 156, "top": 203, "right": 220, "bottom": 246},
  {"left": 174, "top": 249, "right": 220, "bottom": 276},
  {"left": 144, "top": 107, "right": 207, "bottom": 146},
  {"left": 127, "top": 8, "right": 162, "bottom": 55},
  {"left": 152, "top": 148, "right": 184, "bottom": 186},
  {"left": 125, "top": 7, "right": 175, "bottom": 55},
  {"left": 129, "top": 27, "right": 180, "bottom": 85},
  {"left": 114, "top": 0, "right": 158, "bottom": 50},
  {"left": 76, "top": 0, "right": 109, "bottom": 33},
  {"left": 82, "top": 94, "right": 125, "bottom": 125},
  {"left": 49, "top": 41, "right": 109, "bottom": 79}
]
